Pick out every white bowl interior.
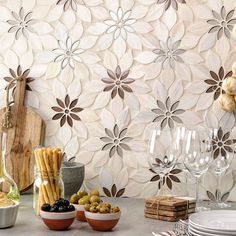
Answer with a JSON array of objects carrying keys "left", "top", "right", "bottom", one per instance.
[{"left": 0, "top": 201, "right": 20, "bottom": 209}]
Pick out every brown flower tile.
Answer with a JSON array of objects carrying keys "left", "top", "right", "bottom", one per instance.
[{"left": 51, "top": 94, "right": 83, "bottom": 127}]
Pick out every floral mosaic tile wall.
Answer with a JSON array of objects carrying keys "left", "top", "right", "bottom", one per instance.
[{"left": 0, "top": 0, "right": 236, "bottom": 200}]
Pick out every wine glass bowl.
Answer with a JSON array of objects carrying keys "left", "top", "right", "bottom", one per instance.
[
  {"left": 182, "top": 127, "right": 212, "bottom": 211},
  {"left": 209, "top": 128, "right": 235, "bottom": 208},
  {"left": 184, "top": 154, "right": 211, "bottom": 178},
  {"left": 212, "top": 155, "right": 232, "bottom": 175},
  {"left": 184, "top": 129, "right": 212, "bottom": 176},
  {"left": 148, "top": 127, "right": 181, "bottom": 195}
]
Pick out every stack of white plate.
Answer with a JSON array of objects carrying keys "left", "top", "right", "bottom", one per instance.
[{"left": 188, "top": 210, "right": 236, "bottom": 236}]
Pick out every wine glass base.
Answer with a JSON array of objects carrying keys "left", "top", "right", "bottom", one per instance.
[
  {"left": 210, "top": 202, "right": 232, "bottom": 209},
  {"left": 196, "top": 206, "right": 211, "bottom": 212}
]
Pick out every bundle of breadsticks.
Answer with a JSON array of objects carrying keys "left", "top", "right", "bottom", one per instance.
[{"left": 34, "top": 147, "right": 63, "bottom": 215}]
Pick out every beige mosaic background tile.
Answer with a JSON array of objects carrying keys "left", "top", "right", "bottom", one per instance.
[{"left": 0, "top": 0, "right": 236, "bottom": 200}]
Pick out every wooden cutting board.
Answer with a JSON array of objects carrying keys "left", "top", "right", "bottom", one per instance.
[{"left": 0, "top": 78, "right": 45, "bottom": 192}]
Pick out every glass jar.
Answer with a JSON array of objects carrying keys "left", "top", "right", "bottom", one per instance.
[
  {"left": 0, "top": 132, "right": 20, "bottom": 203},
  {"left": 33, "top": 147, "right": 64, "bottom": 215}
]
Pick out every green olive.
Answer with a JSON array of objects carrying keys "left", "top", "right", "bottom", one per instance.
[
  {"left": 91, "top": 202, "right": 99, "bottom": 207},
  {"left": 90, "top": 195, "right": 100, "bottom": 204},
  {"left": 90, "top": 206, "right": 98, "bottom": 213},
  {"left": 78, "top": 190, "right": 88, "bottom": 199},
  {"left": 99, "top": 206, "right": 110, "bottom": 214},
  {"left": 96, "top": 205, "right": 101, "bottom": 211},
  {"left": 101, "top": 202, "right": 111, "bottom": 209},
  {"left": 83, "top": 196, "right": 90, "bottom": 202},
  {"left": 84, "top": 203, "right": 90, "bottom": 211},
  {"left": 110, "top": 206, "right": 120, "bottom": 213},
  {"left": 90, "top": 189, "right": 99, "bottom": 196},
  {"left": 78, "top": 198, "right": 86, "bottom": 205},
  {"left": 78, "top": 196, "right": 90, "bottom": 205},
  {"left": 69, "top": 194, "right": 79, "bottom": 204}
]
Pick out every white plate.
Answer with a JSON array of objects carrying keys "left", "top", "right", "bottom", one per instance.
[
  {"left": 188, "top": 227, "right": 202, "bottom": 236},
  {"left": 189, "top": 210, "right": 236, "bottom": 231},
  {"left": 189, "top": 221, "right": 236, "bottom": 235},
  {"left": 189, "top": 225, "right": 231, "bottom": 236}
]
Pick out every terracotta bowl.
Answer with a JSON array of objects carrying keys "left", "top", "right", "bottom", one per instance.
[
  {"left": 85, "top": 211, "right": 121, "bottom": 231},
  {"left": 73, "top": 204, "right": 87, "bottom": 222},
  {"left": 40, "top": 210, "right": 76, "bottom": 231}
]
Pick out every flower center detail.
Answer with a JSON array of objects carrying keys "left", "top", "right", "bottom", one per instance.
[
  {"left": 114, "top": 139, "right": 119, "bottom": 145},
  {"left": 166, "top": 111, "right": 171, "bottom": 117},
  {"left": 64, "top": 109, "right": 70, "bottom": 114},
  {"left": 218, "top": 141, "right": 223, "bottom": 147},
  {"left": 166, "top": 50, "right": 173, "bottom": 58},
  {"left": 116, "top": 80, "right": 121, "bottom": 86},
  {"left": 117, "top": 21, "right": 124, "bottom": 28},
  {"left": 221, "top": 20, "right": 227, "bottom": 27},
  {"left": 20, "top": 21, "right": 26, "bottom": 27},
  {"left": 66, "top": 50, "right": 72, "bottom": 57}
]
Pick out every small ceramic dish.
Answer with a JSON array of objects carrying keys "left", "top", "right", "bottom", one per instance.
[
  {"left": 73, "top": 204, "right": 87, "bottom": 222},
  {"left": 0, "top": 202, "right": 19, "bottom": 228},
  {"left": 85, "top": 211, "right": 121, "bottom": 231},
  {"left": 40, "top": 210, "right": 76, "bottom": 230}
]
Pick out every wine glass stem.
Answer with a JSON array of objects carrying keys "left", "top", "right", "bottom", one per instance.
[
  {"left": 216, "top": 173, "right": 221, "bottom": 203},
  {"left": 159, "top": 176, "right": 164, "bottom": 196},
  {"left": 196, "top": 177, "right": 200, "bottom": 204}
]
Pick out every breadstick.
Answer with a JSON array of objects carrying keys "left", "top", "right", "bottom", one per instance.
[
  {"left": 35, "top": 151, "right": 50, "bottom": 204},
  {"left": 53, "top": 148, "right": 62, "bottom": 199},
  {"left": 52, "top": 149, "right": 59, "bottom": 198},
  {"left": 58, "top": 150, "right": 63, "bottom": 169},
  {"left": 47, "top": 148, "right": 58, "bottom": 200},
  {"left": 35, "top": 151, "right": 49, "bottom": 214},
  {"left": 43, "top": 150, "right": 57, "bottom": 201},
  {"left": 37, "top": 149, "right": 54, "bottom": 205},
  {"left": 47, "top": 148, "right": 54, "bottom": 170}
]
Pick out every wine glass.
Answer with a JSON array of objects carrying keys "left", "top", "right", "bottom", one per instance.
[
  {"left": 182, "top": 127, "right": 212, "bottom": 211},
  {"left": 147, "top": 127, "right": 181, "bottom": 195},
  {"left": 209, "top": 128, "right": 234, "bottom": 208}
]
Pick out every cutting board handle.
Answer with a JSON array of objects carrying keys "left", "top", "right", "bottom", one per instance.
[
  {"left": 5, "top": 78, "right": 26, "bottom": 110},
  {"left": 2, "top": 78, "right": 26, "bottom": 130},
  {"left": 13, "top": 78, "right": 26, "bottom": 108}
]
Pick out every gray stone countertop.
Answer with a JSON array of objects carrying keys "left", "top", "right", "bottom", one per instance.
[{"left": 0, "top": 194, "right": 174, "bottom": 236}]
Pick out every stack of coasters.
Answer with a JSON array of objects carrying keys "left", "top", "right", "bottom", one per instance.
[{"left": 144, "top": 196, "right": 196, "bottom": 222}]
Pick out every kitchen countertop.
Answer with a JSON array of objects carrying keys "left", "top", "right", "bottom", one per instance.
[{"left": 0, "top": 194, "right": 174, "bottom": 236}]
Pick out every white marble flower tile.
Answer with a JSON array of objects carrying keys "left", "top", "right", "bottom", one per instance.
[{"left": 0, "top": 0, "right": 236, "bottom": 200}]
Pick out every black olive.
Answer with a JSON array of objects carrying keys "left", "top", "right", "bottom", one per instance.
[
  {"left": 50, "top": 204, "right": 59, "bottom": 212},
  {"left": 67, "top": 205, "right": 75, "bottom": 212},
  {"left": 62, "top": 199, "right": 70, "bottom": 207},
  {"left": 54, "top": 199, "right": 64, "bottom": 207},
  {"left": 58, "top": 205, "right": 67, "bottom": 212},
  {"left": 54, "top": 200, "right": 60, "bottom": 206},
  {"left": 41, "top": 203, "right": 51, "bottom": 212}
]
